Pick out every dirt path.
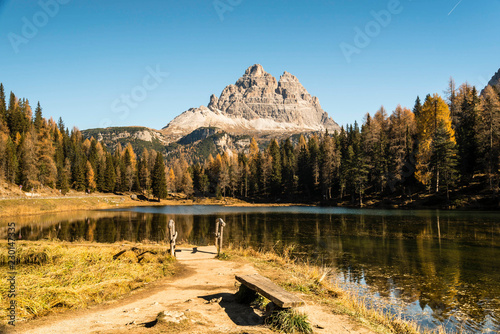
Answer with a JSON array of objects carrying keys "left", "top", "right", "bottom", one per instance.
[{"left": 14, "top": 247, "right": 374, "bottom": 334}]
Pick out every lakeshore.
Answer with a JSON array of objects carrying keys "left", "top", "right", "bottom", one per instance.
[
  {"left": 0, "top": 191, "right": 309, "bottom": 219},
  {"left": 1, "top": 188, "right": 499, "bottom": 221},
  {"left": 2, "top": 240, "right": 426, "bottom": 334},
  {"left": 0, "top": 194, "right": 240, "bottom": 219}
]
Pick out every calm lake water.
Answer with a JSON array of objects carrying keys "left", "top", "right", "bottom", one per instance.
[{"left": 2, "top": 205, "right": 499, "bottom": 333}]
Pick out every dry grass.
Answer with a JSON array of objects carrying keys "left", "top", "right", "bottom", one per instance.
[
  {"left": 0, "top": 241, "right": 175, "bottom": 322},
  {"left": 225, "top": 243, "right": 451, "bottom": 334},
  {"left": 0, "top": 192, "right": 291, "bottom": 219},
  {"left": 0, "top": 196, "right": 127, "bottom": 218}
]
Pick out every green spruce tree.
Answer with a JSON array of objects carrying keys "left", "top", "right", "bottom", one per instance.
[
  {"left": 413, "top": 96, "right": 422, "bottom": 118},
  {"left": 152, "top": 152, "right": 167, "bottom": 200},
  {"left": 477, "top": 86, "right": 500, "bottom": 190},
  {"left": 267, "top": 139, "right": 282, "bottom": 197},
  {"left": 33, "top": 102, "right": 43, "bottom": 130},
  {"left": 0, "top": 83, "right": 6, "bottom": 125},
  {"left": 104, "top": 155, "right": 116, "bottom": 192},
  {"left": 431, "top": 124, "right": 458, "bottom": 199},
  {"left": 456, "top": 86, "right": 479, "bottom": 180}
]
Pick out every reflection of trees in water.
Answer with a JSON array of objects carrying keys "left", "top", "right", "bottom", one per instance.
[{"left": 332, "top": 215, "right": 500, "bottom": 329}]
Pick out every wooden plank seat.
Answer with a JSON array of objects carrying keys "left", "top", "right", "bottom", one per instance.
[{"left": 235, "top": 274, "right": 305, "bottom": 308}]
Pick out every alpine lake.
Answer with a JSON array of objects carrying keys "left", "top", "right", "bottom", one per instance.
[{"left": 2, "top": 205, "right": 499, "bottom": 333}]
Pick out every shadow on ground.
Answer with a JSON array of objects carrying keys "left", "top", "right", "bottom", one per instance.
[{"left": 199, "top": 292, "right": 264, "bottom": 326}]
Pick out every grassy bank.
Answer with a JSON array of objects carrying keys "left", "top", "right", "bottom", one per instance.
[
  {"left": 0, "top": 195, "right": 127, "bottom": 218},
  {"left": 0, "top": 193, "right": 259, "bottom": 219},
  {"left": 223, "top": 244, "right": 450, "bottom": 334},
  {"left": 0, "top": 241, "right": 176, "bottom": 322}
]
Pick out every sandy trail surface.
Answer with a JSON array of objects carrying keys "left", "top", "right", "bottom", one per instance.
[{"left": 14, "top": 246, "right": 374, "bottom": 334}]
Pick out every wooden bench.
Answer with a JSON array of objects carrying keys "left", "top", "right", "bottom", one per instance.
[{"left": 235, "top": 274, "right": 304, "bottom": 308}]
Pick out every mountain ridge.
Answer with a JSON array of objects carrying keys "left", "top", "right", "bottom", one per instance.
[
  {"left": 162, "top": 64, "right": 339, "bottom": 138},
  {"left": 82, "top": 64, "right": 341, "bottom": 159}
]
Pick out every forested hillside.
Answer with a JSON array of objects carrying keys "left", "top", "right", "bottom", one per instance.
[
  {"left": 1, "top": 78, "right": 499, "bottom": 207},
  {"left": 0, "top": 83, "right": 181, "bottom": 198}
]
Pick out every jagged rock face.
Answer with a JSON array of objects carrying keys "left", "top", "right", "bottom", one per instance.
[
  {"left": 487, "top": 69, "right": 500, "bottom": 89},
  {"left": 177, "top": 127, "right": 222, "bottom": 145},
  {"left": 163, "top": 64, "right": 339, "bottom": 137}
]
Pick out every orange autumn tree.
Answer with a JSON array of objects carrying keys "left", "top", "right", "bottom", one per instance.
[
  {"left": 85, "top": 160, "right": 96, "bottom": 191},
  {"left": 415, "top": 94, "right": 457, "bottom": 192}
]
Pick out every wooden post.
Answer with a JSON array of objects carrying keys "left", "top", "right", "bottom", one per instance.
[
  {"left": 168, "top": 219, "right": 178, "bottom": 257},
  {"left": 219, "top": 219, "right": 225, "bottom": 255},
  {"left": 216, "top": 218, "right": 226, "bottom": 256},
  {"left": 215, "top": 219, "right": 220, "bottom": 250}
]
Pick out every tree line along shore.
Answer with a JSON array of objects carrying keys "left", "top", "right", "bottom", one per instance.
[{"left": 0, "top": 79, "right": 499, "bottom": 209}]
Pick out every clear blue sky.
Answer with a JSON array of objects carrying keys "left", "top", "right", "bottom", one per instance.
[{"left": 0, "top": 0, "right": 499, "bottom": 130}]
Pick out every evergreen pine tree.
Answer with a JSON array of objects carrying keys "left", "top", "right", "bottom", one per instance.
[
  {"left": 104, "top": 155, "right": 116, "bottom": 192},
  {"left": 477, "top": 86, "right": 500, "bottom": 190},
  {"left": 96, "top": 158, "right": 106, "bottom": 192},
  {"left": 57, "top": 117, "right": 65, "bottom": 134},
  {"left": 57, "top": 158, "right": 71, "bottom": 194},
  {"left": 348, "top": 125, "right": 369, "bottom": 205},
  {"left": 445, "top": 77, "right": 460, "bottom": 127},
  {"left": 34, "top": 102, "right": 43, "bottom": 130},
  {"left": 191, "top": 163, "right": 203, "bottom": 193},
  {"left": 456, "top": 85, "right": 479, "bottom": 180},
  {"left": 0, "top": 83, "right": 6, "bottom": 124},
  {"left": 71, "top": 149, "right": 86, "bottom": 191},
  {"left": 432, "top": 124, "right": 458, "bottom": 198},
  {"left": 413, "top": 96, "right": 422, "bottom": 118},
  {"left": 320, "top": 134, "right": 340, "bottom": 200},
  {"left": 249, "top": 150, "right": 262, "bottom": 196},
  {"left": 119, "top": 162, "right": 127, "bottom": 192},
  {"left": 267, "top": 139, "right": 282, "bottom": 197},
  {"left": 152, "top": 152, "right": 167, "bottom": 200},
  {"left": 280, "top": 138, "right": 295, "bottom": 197},
  {"left": 308, "top": 136, "right": 321, "bottom": 194},
  {"left": 6, "top": 92, "right": 21, "bottom": 135},
  {"left": 297, "top": 135, "right": 310, "bottom": 196},
  {"left": 218, "top": 159, "right": 230, "bottom": 198},
  {"left": 88, "top": 139, "right": 99, "bottom": 170},
  {"left": 237, "top": 153, "right": 249, "bottom": 197},
  {"left": 138, "top": 150, "right": 151, "bottom": 193}
]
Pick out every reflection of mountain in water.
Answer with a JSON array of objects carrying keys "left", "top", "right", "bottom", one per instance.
[{"left": 11, "top": 209, "right": 500, "bottom": 333}]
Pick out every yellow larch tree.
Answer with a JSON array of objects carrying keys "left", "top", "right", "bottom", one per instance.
[
  {"left": 415, "top": 94, "right": 456, "bottom": 191},
  {"left": 85, "top": 160, "right": 96, "bottom": 191}
]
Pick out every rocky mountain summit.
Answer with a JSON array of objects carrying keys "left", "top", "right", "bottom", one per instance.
[
  {"left": 83, "top": 65, "right": 340, "bottom": 160},
  {"left": 163, "top": 64, "right": 339, "bottom": 138}
]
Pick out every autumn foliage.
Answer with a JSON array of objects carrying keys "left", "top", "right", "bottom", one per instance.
[{"left": 0, "top": 78, "right": 499, "bottom": 204}]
